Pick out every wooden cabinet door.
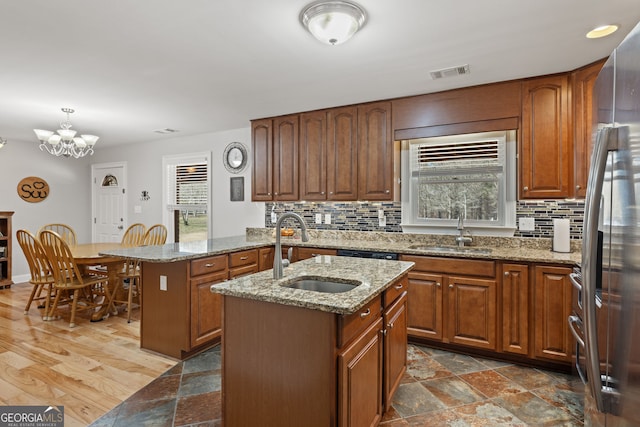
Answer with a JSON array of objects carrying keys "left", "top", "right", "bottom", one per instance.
[
  {"left": 573, "top": 60, "right": 605, "bottom": 198},
  {"left": 299, "top": 111, "right": 327, "bottom": 200},
  {"left": 190, "top": 270, "right": 227, "bottom": 348},
  {"left": 338, "top": 317, "right": 383, "bottom": 427},
  {"left": 520, "top": 75, "right": 572, "bottom": 199},
  {"left": 406, "top": 272, "right": 443, "bottom": 341},
  {"left": 447, "top": 276, "right": 497, "bottom": 350},
  {"left": 251, "top": 119, "right": 273, "bottom": 201},
  {"left": 502, "top": 263, "right": 529, "bottom": 355},
  {"left": 258, "top": 247, "right": 274, "bottom": 271},
  {"left": 534, "top": 265, "right": 573, "bottom": 362},
  {"left": 358, "top": 101, "right": 393, "bottom": 200},
  {"left": 327, "top": 106, "right": 358, "bottom": 200},
  {"left": 383, "top": 292, "right": 407, "bottom": 410},
  {"left": 273, "top": 114, "right": 299, "bottom": 201}
]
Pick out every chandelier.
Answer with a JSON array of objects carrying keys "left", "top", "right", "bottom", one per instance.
[{"left": 34, "top": 108, "right": 99, "bottom": 158}]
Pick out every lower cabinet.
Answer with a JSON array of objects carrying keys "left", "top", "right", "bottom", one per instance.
[
  {"left": 296, "top": 246, "right": 338, "bottom": 260},
  {"left": 383, "top": 288, "right": 407, "bottom": 409},
  {"left": 533, "top": 265, "right": 573, "bottom": 362},
  {"left": 401, "top": 254, "right": 574, "bottom": 367}
]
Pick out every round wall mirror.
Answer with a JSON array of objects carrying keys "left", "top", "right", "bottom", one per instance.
[{"left": 223, "top": 142, "right": 248, "bottom": 174}]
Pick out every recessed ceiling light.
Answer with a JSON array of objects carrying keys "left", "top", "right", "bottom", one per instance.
[{"left": 586, "top": 25, "right": 619, "bottom": 39}]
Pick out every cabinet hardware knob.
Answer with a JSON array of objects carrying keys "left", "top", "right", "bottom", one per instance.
[
  {"left": 329, "top": 191, "right": 333, "bottom": 195},
  {"left": 449, "top": 284, "right": 454, "bottom": 289},
  {"left": 311, "top": 254, "right": 318, "bottom": 257},
  {"left": 523, "top": 186, "right": 529, "bottom": 191},
  {"left": 267, "top": 192, "right": 271, "bottom": 196},
  {"left": 205, "top": 263, "right": 215, "bottom": 268},
  {"left": 504, "top": 271, "right": 509, "bottom": 276},
  {"left": 274, "top": 192, "right": 278, "bottom": 196},
  {"left": 436, "top": 282, "right": 441, "bottom": 287},
  {"left": 382, "top": 329, "right": 387, "bottom": 336},
  {"left": 576, "top": 185, "right": 581, "bottom": 190},
  {"left": 240, "top": 256, "right": 249, "bottom": 260},
  {"left": 360, "top": 308, "right": 371, "bottom": 318},
  {"left": 394, "top": 284, "right": 403, "bottom": 290},
  {"left": 387, "top": 322, "right": 394, "bottom": 329},
  {"left": 385, "top": 190, "right": 390, "bottom": 194}
]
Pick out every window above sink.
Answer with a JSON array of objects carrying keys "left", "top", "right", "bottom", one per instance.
[{"left": 400, "top": 130, "right": 517, "bottom": 237}]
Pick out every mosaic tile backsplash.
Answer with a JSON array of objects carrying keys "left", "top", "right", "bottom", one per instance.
[{"left": 265, "top": 200, "right": 585, "bottom": 240}]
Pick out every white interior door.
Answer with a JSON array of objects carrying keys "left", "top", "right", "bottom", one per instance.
[{"left": 92, "top": 162, "right": 127, "bottom": 242}]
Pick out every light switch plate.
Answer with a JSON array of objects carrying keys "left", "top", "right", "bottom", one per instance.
[
  {"left": 159, "top": 275, "right": 167, "bottom": 291},
  {"left": 134, "top": 205, "right": 142, "bottom": 214},
  {"left": 324, "top": 213, "right": 332, "bottom": 224},
  {"left": 315, "top": 213, "right": 322, "bottom": 224},
  {"left": 519, "top": 217, "right": 535, "bottom": 231},
  {"left": 379, "top": 216, "right": 386, "bottom": 227}
]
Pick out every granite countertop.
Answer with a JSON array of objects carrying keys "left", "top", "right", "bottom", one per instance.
[
  {"left": 209, "top": 255, "right": 414, "bottom": 315},
  {"left": 99, "top": 229, "right": 581, "bottom": 266}
]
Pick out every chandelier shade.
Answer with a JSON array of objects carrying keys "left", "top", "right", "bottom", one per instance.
[
  {"left": 34, "top": 108, "right": 98, "bottom": 158},
  {"left": 300, "top": 0, "right": 367, "bottom": 45}
]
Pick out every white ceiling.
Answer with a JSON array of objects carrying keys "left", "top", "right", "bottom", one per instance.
[{"left": 2, "top": 0, "right": 640, "bottom": 149}]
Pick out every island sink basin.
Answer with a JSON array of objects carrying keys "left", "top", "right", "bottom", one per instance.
[
  {"left": 281, "top": 277, "right": 361, "bottom": 293},
  {"left": 408, "top": 244, "right": 492, "bottom": 254}
]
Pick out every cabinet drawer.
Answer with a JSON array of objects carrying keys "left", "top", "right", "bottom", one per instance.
[
  {"left": 401, "top": 255, "right": 495, "bottom": 278},
  {"left": 383, "top": 275, "right": 408, "bottom": 308},
  {"left": 297, "top": 247, "right": 338, "bottom": 260},
  {"left": 338, "top": 295, "right": 382, "bottom": 348},
  {"left": 229, "top": 263, "right": 259, "bottom": 279},
  {"left": 191, "top": 255, "right": 228, "bottom": 277},
  {"left": 229, "top": 249, "right": 258, "bottom": 268}
]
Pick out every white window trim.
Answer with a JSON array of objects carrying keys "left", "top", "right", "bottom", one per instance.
[
  {"left": 162, "top": 152, "right": 212, "bottom": 243},
  {"left": 400, "top": 131, "right": 517, "bottom": 237}
]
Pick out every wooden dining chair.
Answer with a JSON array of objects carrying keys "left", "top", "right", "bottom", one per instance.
[
  {"left": 121, "top": 223, "right": 146, "bottom": 247},
  {"left": 38, "top": 223, "right": 77, "bottom": 246},
  {"left": 143, "top": 224, "right": 168, "bottom": 245},
  {"left": 16, "top": 229, "right": 56, "bottom": 319},
  {"left": 39, "top": 230, "right": 107, "bottom": 327}
]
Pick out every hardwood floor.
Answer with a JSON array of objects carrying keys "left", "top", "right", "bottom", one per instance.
[{"left": 0, "top": 281, "right": 176, "bottom": 426}]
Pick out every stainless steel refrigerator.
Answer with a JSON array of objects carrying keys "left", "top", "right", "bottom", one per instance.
[{"left": 570, "top": 19, "right": 640, "bottom": 427}]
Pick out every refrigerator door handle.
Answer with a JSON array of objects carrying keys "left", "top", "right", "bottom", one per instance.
[{"left": 583, "top": 125, "right": 619, "bottom": 413}]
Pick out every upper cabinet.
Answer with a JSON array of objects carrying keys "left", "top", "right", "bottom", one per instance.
[
  {"left": 358, "top": 102, "right": 393, "bottom": 200},
  {"left": 572, "top": 60, "right": 606, "bottom": 199},
  {"left": 252, "top": 102, "right": 394, "bottom": 202},
  {"left": 520, "top": 75, "right": 572, "bottom": 199}
]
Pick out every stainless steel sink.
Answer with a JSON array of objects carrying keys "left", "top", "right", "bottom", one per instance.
[
  {"left": 281, "top": 277, "right": 361, "bottom": 293},
  {"left": 408, "top": 244, "right": 492, "bottom": 254}
]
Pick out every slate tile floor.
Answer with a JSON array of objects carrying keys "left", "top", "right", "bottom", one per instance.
[{"left": 90, "top": 344, "right": 584, "bottom": 426}]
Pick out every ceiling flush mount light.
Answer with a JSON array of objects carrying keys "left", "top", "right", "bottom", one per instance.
[
  {"left": 0, "top": 137, "right": 6, "bottom": 149},
  {"left": 586, "top": 24, "right": 619, "bottom": 39},
  {"left": 300, "top": 0, "right": 367, "bottom": 45},
  {"left": 34, "top": 108, "right": 98, "bottom": 158}
]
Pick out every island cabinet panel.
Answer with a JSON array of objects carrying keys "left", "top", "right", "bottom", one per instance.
[
  {"left": 501, "top": 263, "right": 530, "bottom": 355},
  {"left": 534, "top": 265, "right": 573, "bottom": 362},
  {"left": 299, "top": 110, "right": 328, "bottom": 200},
  {"left": 338, "top": 317, "right": 384, "bottom": 427},
  {"left": 251, "top": 119, "right": 273, "bottom": 201},
  {"left": 258, "top": 246, "right": 274, "bottom": 271},
  {"left": 273, "top": 114, "right": 299, "bottom": 201},
  {"left": 447, "top": 276, "right": 497, "bottom": 350},
  {"left": 141, "top": 260, "right": 191, "bottom": 359},
  {"left": 383, "top": 289, "right": 407, "bottom": 410},
  {"left": 327, "top": 106, "right": 359, "bottom": 200},
  {"left": 520, "top": 74, "right": 572, "bottom": 199},
  {"left": 357, "top": 101, "right": 393, "bottom": 200},
  {"left": 190, "top": 270, "right": 226, "bottom": 348},
  {"left": 223, "top": 296, "right": 337, "bottom": 427}
]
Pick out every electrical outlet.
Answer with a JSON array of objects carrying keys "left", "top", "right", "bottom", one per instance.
[
  {"left": 134, "top": 205, "right": 142, "bottom": 214},
  {"left": 519, "top": 217, "right": 535, "bottom": 231},
  {"left": 324, "top": 213, "right": 332, "bottom": 224},
  {"left": 378, "top": 209, "right": 384, "bottom": 219},
  {"left": 160, "top": 275, "right": 167, "bottom": 291},
  {"left": 315, "top": 213, "right": 322, "bottom": 224},
  {"left": 379, "top": 216, "right": 386, "bottom": 227}
]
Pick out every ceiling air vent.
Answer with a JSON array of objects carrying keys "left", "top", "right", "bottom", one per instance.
[
  {"left": 153, "top": 128, "right": 180, "bottom": 134},
  {"left": 430, "top": 64, "right": 470, "bottom": 80}
]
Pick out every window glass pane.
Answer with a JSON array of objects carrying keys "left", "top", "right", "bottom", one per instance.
[
  {"left": 175, "top": 209, "right": 208, "bottom": 242},
  {"left": 416, "top": 174, "right": 499, "bottom": 221}
]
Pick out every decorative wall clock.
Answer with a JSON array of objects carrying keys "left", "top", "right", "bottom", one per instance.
[{"left": 223, "top": 142, "right": 248, "bottom": 174}]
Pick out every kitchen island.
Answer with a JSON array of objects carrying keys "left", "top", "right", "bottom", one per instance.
[{"left": 210, "top": 255, "right": 414, "bottom": 427}]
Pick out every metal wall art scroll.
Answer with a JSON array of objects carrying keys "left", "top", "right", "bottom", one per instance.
[{"left": 17, "top": 176, "right": 50, "bottom": 203}]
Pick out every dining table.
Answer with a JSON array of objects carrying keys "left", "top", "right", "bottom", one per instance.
[{"left": 69, "top": 242, "right": 127, "bottom": 322}]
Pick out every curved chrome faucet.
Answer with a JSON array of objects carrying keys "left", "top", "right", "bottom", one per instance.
[
  {"left": 455, "top": 215, "right": 473, "bottom": 247},
  {"left": 273, "top": 212, "right": 309, "bottom": 279}
]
